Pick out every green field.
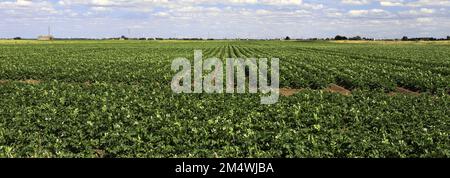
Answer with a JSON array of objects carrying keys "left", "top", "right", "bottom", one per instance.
[{"left": 0, "top": 40, "right": 448, "bottom": 158}]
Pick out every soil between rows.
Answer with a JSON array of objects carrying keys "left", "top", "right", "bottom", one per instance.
[{"left": 0, "top": 79, "right": 434, "bottom": 97}]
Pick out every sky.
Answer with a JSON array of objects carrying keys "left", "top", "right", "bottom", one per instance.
[{"left": 0, "top": 0, "right": 449, "bottom": 39}]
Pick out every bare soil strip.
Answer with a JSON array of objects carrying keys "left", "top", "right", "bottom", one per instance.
[
  {"left": 0, "top": 80, "right": 443, "bottom": 97},
  {"left": 280, "top": 84, "right": 351, "bottom": 97},
  {"left": 94, "top": 149, "right": 106, "bottom": 158},
  {"left": 0, "top": 79, "right": 42, "bottom": 85},
  {"left": 19, "top": 79, "right": 41, "bottom": 85},
  {"left": 389, "top": 87, "right": 421, "bottom": 96},
  {"left": 324, "top": 84, "right": 351, "bottom": 96},
  {"left": 280, "top": 88, "right": 304, "bottom": 96}
]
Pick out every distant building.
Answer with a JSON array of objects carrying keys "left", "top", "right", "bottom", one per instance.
[
  {"left": 38, "top": 35, "right": 54, "bottom": 41},
  {"left": 119, "top": 35, "right": 128, "bottom": 40}
]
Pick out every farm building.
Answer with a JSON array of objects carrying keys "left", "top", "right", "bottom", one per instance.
[{"left": 38, "top": 35, "right": 54, "bottom": 41}]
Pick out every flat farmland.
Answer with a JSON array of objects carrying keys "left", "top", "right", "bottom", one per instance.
[{"left": 0, "top": 40, "right": 448, "bottom": 158}]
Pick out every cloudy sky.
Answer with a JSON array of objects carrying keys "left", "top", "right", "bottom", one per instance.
[{"left": 1, "top": 0, "right": 449, "bottom": 39}]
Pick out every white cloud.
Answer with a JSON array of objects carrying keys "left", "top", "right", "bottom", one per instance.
[
  {"left": 91, "top": 6, "right": 111, "bottom": 11},
  {"left": 348, "top": 9, "right": 369, "bottom": 16},
  {"left": 260, "top": 0, "right": 303, "bottom": 6},
  {"left": 409, "top": 0, "right": 450, "bottom": 7},
  {"left": 417, "top": 17, "right": 433, "bottom": 23},
  {"left": 153, "top": 11, "right": 169, "bottom": 17},
  {"left": 379, "top": 0, "right": 450, "bottom": 7},
  {"left": 348, "top": 9, "right": 390, "bottom": 17},
  {"left": 56, "top": 0, "right": 303, "bottom": 7},
  {"left": 342, "top": 0, "right": 372, "bottom": 5},
  {"left": 401, "top": 8, "right": 435, "bottom": 15},
  {"left": 256, "top": 9, "right": 272, "bottom": 15},
  {"left": 16, "top": 0, "right": 32, "bottom": 6},
  {"left": 0, "top": 0, "right": 57, "bottom": 14},
  {"left": 1, "top": 0, "right": 449, "bottom": 39},
  {"left": 379, "top": 0, "right": 405, "bottom": 7}
]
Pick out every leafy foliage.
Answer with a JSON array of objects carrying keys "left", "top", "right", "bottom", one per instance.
[{"left": 0, "top": 40, "right": 448, "bottom": 158}]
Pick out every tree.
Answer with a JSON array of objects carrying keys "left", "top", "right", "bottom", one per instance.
[
  {"left": 284, "top": 36, "right": 291, "bottom": 40},
  {"left": 13, "top": 37, "right": 21, "bottom": 40},
  {"left": 334, "top": 35, "right": 347, "bottom": 40},
  {"left": 447, "top": 36, "right": 450, "bottom": 40},
  {"left": 349, "top": 36, "right": 362, "bottom": 40},
  {"left": 402, "top": 36, "right": 408, "bottom": 41}
]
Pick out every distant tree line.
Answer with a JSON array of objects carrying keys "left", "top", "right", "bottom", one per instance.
[
  {"left": 4, "top": 35, "right": 450, "bottom": 41},
  {"left": 333, "top": 35, "right": 374, "bottom": 41},
  {"left": 333, "top": 35, "right": 450, "bottom": 41},
  {"left": 401, "top": 36, "right": 450, "bottom": 41},
  {"left": 108, "top": 36, "right": 211, "bottom": 40}
]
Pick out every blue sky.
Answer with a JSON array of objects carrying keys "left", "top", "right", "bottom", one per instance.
[{"left": 1, "top": 0, "right": 449, "bottom": 39}]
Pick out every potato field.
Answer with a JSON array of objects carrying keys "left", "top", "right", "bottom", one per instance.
[{"left": 0, "top": 40, "right": 448, "bottom": 158}]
